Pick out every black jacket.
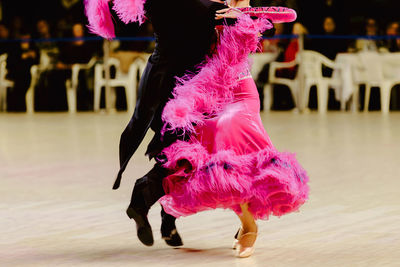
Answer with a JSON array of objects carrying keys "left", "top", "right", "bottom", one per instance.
[{"left": 114, "top": 0, "right": 227, "bottom": 189}]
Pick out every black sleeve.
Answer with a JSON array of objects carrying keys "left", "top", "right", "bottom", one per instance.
[
  {"left": 199, "top": 0, "right": 237, "bottom": 26},
  {"left": 200, "top": 0, "right": 226, "bottom": 12},
  {"left": 215, "top": 18, "right": 237, "bottom": 26}
]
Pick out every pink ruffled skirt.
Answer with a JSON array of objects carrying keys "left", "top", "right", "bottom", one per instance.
[{"left": 159, "top": 78, "right": 309, "bottom": 219}]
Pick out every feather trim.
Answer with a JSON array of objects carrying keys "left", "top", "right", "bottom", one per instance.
[
  {"left": 84, "top": 0, "right": 115, "bottom": 39},
  {"left": 113, "top": 0, "right": 147, "bottom": 25},
  {"left": 160, "top": 142, "right": 309, "bottom": 219}
]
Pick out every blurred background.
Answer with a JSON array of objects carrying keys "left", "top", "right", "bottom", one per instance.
[{"left": 0, "top": 0, "right": 400, "bottom": 113}]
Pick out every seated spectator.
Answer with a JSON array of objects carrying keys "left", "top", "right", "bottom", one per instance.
[
  {"left": 10, "top": 16, "right": 24, "bottom": 39},
  {"left": 269, "top": 22, "right": 310, "bottom": 110},
  {"left": 384, "top": 21, "right": 400, "bottom": 110},
  {"left": 312, "top": 16, "right": 347, "bottom": 60},
  {"left": 57, "top": 23, "right": 94, "bottom": 67},
  {"left": 35, "top": 19, "right": 59, "bottom": 67},
  {"left": 352, "top": 18, "right": 385, "bottom": 52},
  {"left": 280, "top": 22, "right": 309, "bottom": 78},
  {"left": 311, "top": 16, "right": 344, "bottom": 110},
  {"left": 385, "top": 21, "right": 400, "bottom": 52},
  {"left": 34, "top": 19, "right": 65, "bottom": 111},
  {"left": 6, "top": 31, "right": 39, "bottom": 111},
  {"left": 0, "top": 22, "right": 13, "bottom": 55},
  {"left": 56, "top": 18, "right": 70, "bottom": 38},
  {"left": 255, "top": 23, "right": 287, "bottom": 110},
  {"left": 55, "top": 22, "right": 97, "bottom": 110}
]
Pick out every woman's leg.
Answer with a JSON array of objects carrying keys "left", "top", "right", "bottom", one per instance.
[{"left": 237, "top": 203, "right": 257, "bottom": 234}]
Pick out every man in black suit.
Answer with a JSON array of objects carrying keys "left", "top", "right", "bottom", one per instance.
[{"left": 113, "top": 0, "right": 229, "bottom": 247}]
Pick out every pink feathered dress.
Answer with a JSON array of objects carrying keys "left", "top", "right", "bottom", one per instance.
[{"left": 158, "top": 10, "right": 309, "bottom": 220}]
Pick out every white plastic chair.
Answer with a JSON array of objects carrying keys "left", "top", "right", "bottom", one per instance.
[
  {"left": 268, "top": 56, "right": 300, "bottom": 111},
  {"left": 0, "top": 54, "right": 14, "bottom": 111},
  {"left": 249, "top": 52, "right": 279, "bottom": 111},
  {"left": 25, "top": 65, "right": 39, "bottom": 113},
  {"left": 94, "top": 56, "right": 148, "bottom": 112},
  {"left": 299, "top": 50, "right": 341, "bottom": 114},
  {"left": 25, "top": 51, "right": 55, "bottom": 113},
  {"left": 359, "top": 51, "right": 400, "bottom": 113},
  {"left": 65, "top": 57, "right": 97, "bottom": 113}
]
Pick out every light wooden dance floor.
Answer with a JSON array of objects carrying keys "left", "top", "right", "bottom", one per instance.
[{"left": 1, "top": 112, "right": 399, "bottom": 266}]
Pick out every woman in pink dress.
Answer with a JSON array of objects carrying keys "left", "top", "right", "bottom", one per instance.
[{"left": 159, "top": 1, "right": 309, "bottom": 258}]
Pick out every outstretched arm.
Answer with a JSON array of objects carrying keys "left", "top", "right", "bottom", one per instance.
[
  {"left": 215, "top": 8, "right": 276, "bottom": 36},
  {"left": 239, "top": 7, "right": 297, "bottom": 24}
]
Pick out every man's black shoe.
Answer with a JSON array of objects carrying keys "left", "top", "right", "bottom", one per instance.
[
  {"left": 126, "top": 206, "right": 154, "bottom": 246},
  {"left": 161, "top": 209, "right": 183, "bottom": 247},
  {"left": 162, "top": 228, "right": 183, "bottom": 247}
]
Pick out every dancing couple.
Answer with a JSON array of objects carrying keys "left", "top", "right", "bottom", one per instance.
[{"left": 86, "top": 0, "right": 308, "bottom": 258}]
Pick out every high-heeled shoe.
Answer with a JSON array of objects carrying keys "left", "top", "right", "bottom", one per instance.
[
  {"left": 235, "top": 231, "right": 257, "bottom": 258},
  {"left": 232, "top": 227, "right": 243, "bottom": 250}
]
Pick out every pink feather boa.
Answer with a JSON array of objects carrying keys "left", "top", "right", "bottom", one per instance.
[
  {"left": 162, "top": 14, "right": 273, "bottom": 135},
  {"left": 85, "top": 0, "right": 146, "bottom": 39}
]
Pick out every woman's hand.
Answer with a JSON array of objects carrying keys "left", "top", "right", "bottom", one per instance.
[{"left": 215, "top": 8, "right": 242, "bottom": 20}]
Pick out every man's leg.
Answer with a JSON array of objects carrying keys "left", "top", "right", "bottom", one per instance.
[{"left": 127, "top": 164, "right": 183, "bottom": 247}]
